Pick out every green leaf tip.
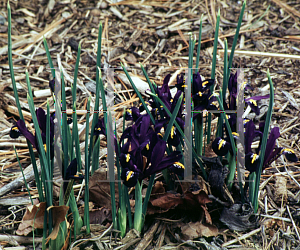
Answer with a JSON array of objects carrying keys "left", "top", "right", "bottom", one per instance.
[
  {"left": 7, "top": 1, "right": 10, "bottom": 9},
  {"left": 217, "top": 9, "right": 220, "bottom": 16}
]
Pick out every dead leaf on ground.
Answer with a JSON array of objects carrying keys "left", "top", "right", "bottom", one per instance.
[
  {"left": 46, "top": 205, "right": 69, "bottom": 241},
  {"left": 148, "top": 189, "right": 212, "bottom": 223},
  {"left": 16, "top": 202, "right": 46, "bottom": 236},
  {"left": 16, "top": 200, "right": 70, "bottom": 241},
  {"left": 89, "top": 207, "right": 111, "bottom": 224},
  {"left": 78, "top": 202, "right": 94, "bottom": 215},
  {"left": 89, "top": 168, "right": 119, "bottom": 209},
  {"left": 180, "top": 221, "right": 218, "bottom": 240},
  {"left": 220, "top": 202, "right": 257, "bottom": 231},
  {"left": 150, "top": 181, "right": 165, "bottom": 194},
  {"left": 149, "top": 192, "right": 183, "bottom": 213}
]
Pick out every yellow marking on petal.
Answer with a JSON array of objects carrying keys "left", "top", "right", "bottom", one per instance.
[
  {"left": 146, "top": 143, "right": 150, "bottom": 150},
  {"left": 174, "top": 162, "right": 185, "bottom": 169},
  {"left": 170, "top": 99, "right": 173, "bottom": 103},
  {"left": 182, "top": 85, "right": 187, "bottom": 87},
  {"left": 158, "top": 133, "right": 163, "bottom": 137},
  {"left": 281, "top": 148, "right": 295, "bottom": 154},
  {"left": 126, "top": 109, "right": 132, "bottom": 114},
  {"left": 12, "top": 126, "right": 19, "bottom": 131},
  {"left": 250, "top": 99, "right": 257, "bottom": 106},
  {"left": 126, "top": 154, "right": 130, "bottom": 162},
  {"left": 251, "top": 154, "right": 258, "bottom": 164},
  {"left": 198, "top": 91, "right": 202, "bottom": 96},
  {"left": 202, "top": 81, "right": 208, "bottom": 87},
  {"left": 218, "top": 139, "right": 226, "bottom": 150},
  {"left": 232, "top": 132, "right": 239, "bottom": 137},
  {"left": 170, "top": 126, "right": 176, "bottom": 139},
  {"left": 126, "top": 171, "right": 134, "bottom": 181},
  {"left": 243, "top": 119, "right": 250, "bottom": 125},
  {"left": 74, "top": 175, "right": 79, "bottom": 178},
  {"left": 43, "top": 144, "right": 47, "bottom": 152}
]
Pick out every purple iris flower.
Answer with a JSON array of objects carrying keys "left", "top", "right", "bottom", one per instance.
[
  {"left": 94, "top": 117, "right": 106, "bottom": 137},
  {"left": 120, "top": 114, "right": 153, "bottom": 153},
  {"left": 245, "top": 120, "right": 298, "bottom": 173},
  {"left": 120, "top": 135, "right": 182, "bottom": 187},
  {"left": 10, "top": 108, "right": 54, "bottom": 158},
  {"left": 148, "top": 74, "right": 177, "bottom": 119},
  {"left": 176, "top": 72, "right": 216, "bottom": 116},
  {"left": 63, "top": 158, "right": 84, "bottom": 193},
  {"left": 212, "top": 137, "right": 231, "bottom": 156},
  {"left": 192, "top": 73, "right": 216, "bottom": 119},
  {"left": 94, "top": 117, "right": 119, "bottom": 154},
  {"left": 226, "top": 72, "right": 270, "bottom": 116},
  {"left": 154, "top": 117, "right": 184, "bottom": 147},
  {"left": 175, "top": 74, "right": 186, "bottom": 92},
  {"left": 124, "top": 107, "right": 141, "bottom": 121},
  {"left": 244, "top": 95, "right": 270, "bottom": 115},
  {"left": 157, "top": 74, "right": 172, "bottom": 102}
]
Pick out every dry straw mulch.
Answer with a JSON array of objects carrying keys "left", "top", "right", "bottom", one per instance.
[{"left": 0, "top": 0, "right": 300, "bottom": 249}]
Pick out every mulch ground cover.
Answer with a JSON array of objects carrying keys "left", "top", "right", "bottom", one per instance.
[{"left": 0, "top": 0, "right": 300, "bottom": 249}]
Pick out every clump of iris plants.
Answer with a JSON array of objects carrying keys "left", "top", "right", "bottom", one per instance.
[{"left": 7, "top": 0, "right": 299, "bottom": 249}]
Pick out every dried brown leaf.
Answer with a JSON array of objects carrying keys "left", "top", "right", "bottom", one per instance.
[
  {"left": 16, "top": 202, "right": 46, "bottom": 236},
  {"left": 46, "top": 205, "right": 69, "bottom": 241},
  {"left": 89, "top": 207, "right": 111, "bottom": 224},
  {"left": 149, "top": 192, "right": 183, "bottom": 213},
  {"left": 180, "top": 221, "right": 218, "bottom": 240},
  {"left": 148, "top": 189, "right": 212, "bottom": 222},
  {"left": 89, "top": 168, "right": 119, "bottom": 209},
  {"left": 151, "top": 181, "right": 165, "bottom": 194}
]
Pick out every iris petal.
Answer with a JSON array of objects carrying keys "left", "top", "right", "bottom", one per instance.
[
  {"left": 16, "top": 120, "right": 37, "bottom": 148},
  {"left": 281, "top": 148, "right": 298, "bottom": 162},
  {"left": 212, "top": 137, "right": 230, "bottom": 156},
  {"left": 263, "top": 127, "right": 280, "bottom": 166},
  {"left": 245, "top": 152, "right": 259, "bottom": 173},
  {"left": 121, "top": 169, "right": 139, "bottom": 187},
  {"left": 169, "top": 161, "right": 185, "bottom": 176},
  {"left": 36, "top": 108, "right": 47, "bottom": 134},
  {"left": 10, "top": 125, "right": 21, "bottom": 138}
]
